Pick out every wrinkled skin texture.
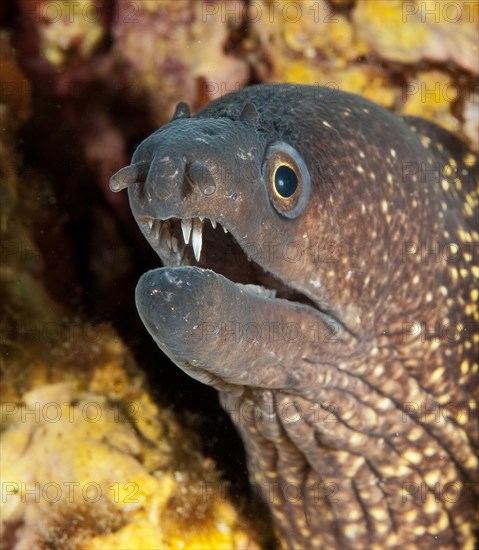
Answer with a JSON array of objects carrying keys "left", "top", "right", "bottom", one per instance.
[{"left": 111, "top": 85, "right": 478, "bottom": 548}]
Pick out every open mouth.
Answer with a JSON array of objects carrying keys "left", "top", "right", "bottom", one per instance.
[
  {"left": 137, "top": 215, "right": 320, "bottom": 308},
  {"left": 139, "top": 216, "right": 228, "bottom": 263}
]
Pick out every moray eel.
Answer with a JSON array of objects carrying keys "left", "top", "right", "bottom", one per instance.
[{"left": 110, "top": 84, "right": 478, "bottom": 548}]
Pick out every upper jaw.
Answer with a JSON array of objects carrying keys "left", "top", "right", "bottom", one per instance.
[{"left": 137, "top": 214, "right": 230, "bottom": 265}]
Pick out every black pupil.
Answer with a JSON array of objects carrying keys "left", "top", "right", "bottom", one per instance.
[{"left": 274, "top": 165, "right": 298, "bottom": 198}]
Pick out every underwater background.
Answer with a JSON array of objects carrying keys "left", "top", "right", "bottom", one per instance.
[{"left": 1, "top": 1, "right": 477, "bottom": 548}]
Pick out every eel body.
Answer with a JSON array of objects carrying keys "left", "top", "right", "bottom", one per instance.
[{"left": 110, "top": 84, "right": 478, "bottom": 548}]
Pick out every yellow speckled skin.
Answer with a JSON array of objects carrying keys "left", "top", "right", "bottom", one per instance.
[{"left": 111, "top": 85, "right": 478, "bottom": 548}]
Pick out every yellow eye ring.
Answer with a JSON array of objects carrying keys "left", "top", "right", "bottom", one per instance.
[
  {"left": 262, "top": 142, "right": 311, "bottom": 218},
  {"left": 273, "top": 163, "right": 299, "bottom": 199}
]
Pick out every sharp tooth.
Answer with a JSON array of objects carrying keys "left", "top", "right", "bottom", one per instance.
[
  {"left": 192, "top": 218, "right": 203, "bottom": 262},
  {"left": 159, "top": 222, "right": 171, "bottom": 249},
  {"left": 181, "top": 218, "right": 192, "bottom": 244},
  {"left": 148, "top": 219, "right": 154, "bottom": 231},
  {"left": 171, "top": 236, "right": 179, "bottom": 252},
  {"left": 199, "top": 217, "right": 204, "bottom": 222},
  {"left": 211, "top": 219, "right": 217, "bottom": 229},
  {"left": 222, "top": 225, "right": 228, "bottom": 234}
]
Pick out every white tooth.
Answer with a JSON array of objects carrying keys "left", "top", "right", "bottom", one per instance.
[
  {"left": 192, "top": 218, "right": 203, "bottom": 262},
  {"left": 171, "top": 236, "right": 179, "bottom": 252},
  {"left": 160, "top": 222, "right": 171, "bottom": 249},
  {"left": 222, "top": 225, "right": 228, "bottom": 234},
  {"left": 211, "top": 219, "right": 217, "bottom": 229},
  {"left": 199, "top": 217, "right": 204, "bottom": 222},
  {"left": 181, "top": 218, "right": 192, "bottom": 244},
  {"left": 148, "top": 219, "right": 154, "bottom": 231}
]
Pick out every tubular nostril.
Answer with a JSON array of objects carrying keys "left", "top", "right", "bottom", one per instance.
[
  {"left": 109, "top": 161, "right": 151, "bottom": 192},
  {"left": 185, "top": 161, "right": 217, "bottom": 196}
]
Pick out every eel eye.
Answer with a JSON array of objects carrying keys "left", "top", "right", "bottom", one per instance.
[
  {"left": 274, "top": 165, "right": 298, "bottom": 198},
  {"left": 263, "top": 142, "right": 311, "bottom": 218}
]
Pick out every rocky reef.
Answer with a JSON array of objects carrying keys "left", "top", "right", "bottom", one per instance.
[
  {"left": 1, "top": 1, "right": 477, "bottom": 548},
  {"left": 0, "top": 33, "right": 265, "bottom": 550}
]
